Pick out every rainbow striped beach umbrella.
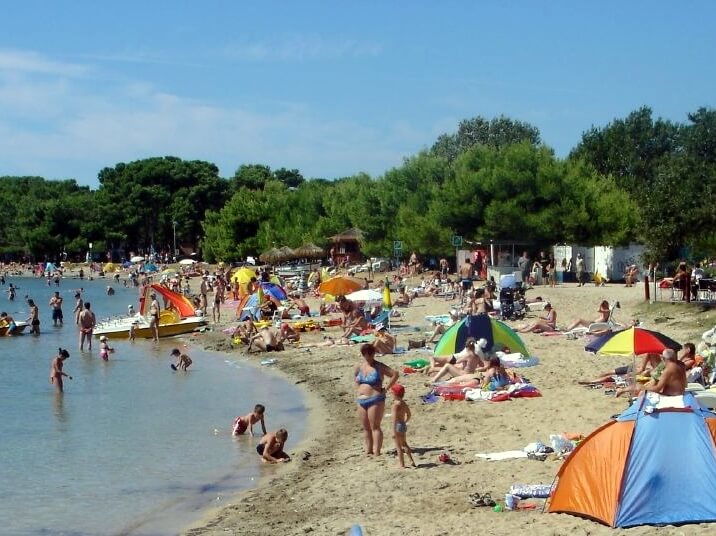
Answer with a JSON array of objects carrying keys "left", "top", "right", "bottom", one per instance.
[
  {"left": 434, "top": 314, "right": 529, "bottom": 356},
  {"left": 590, "top": 326, "right": 682, "bottom": 356}
]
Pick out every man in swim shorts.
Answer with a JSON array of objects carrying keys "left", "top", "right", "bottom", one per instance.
[
  {"left": 458, "top": 258, "right": 474, "bottom": 303},
  {"left": 49, "top": 291, "right": 63, "bottom": 326}
]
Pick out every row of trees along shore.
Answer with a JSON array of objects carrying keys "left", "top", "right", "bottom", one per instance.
[{"left": 1, "top": 106, "right": 715, "bottom": 264}]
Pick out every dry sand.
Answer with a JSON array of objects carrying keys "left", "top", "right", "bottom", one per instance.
[{"left": 185, "top": 278, "right": 716, "bottom": 536}]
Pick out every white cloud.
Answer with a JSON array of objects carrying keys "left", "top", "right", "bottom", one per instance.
[
  {"left": 224, "top": 34, "right": 382, "bottom": 62},
  {"left": 0, "top": 49, "right": 410, "bottom": 184},
  {"left": 0, "top": 49, "right": 88, "bottom": 77}
]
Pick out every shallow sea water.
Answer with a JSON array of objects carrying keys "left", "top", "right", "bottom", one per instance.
[{"left": 0, "top": 276, "right": 307, "bottom": 535}]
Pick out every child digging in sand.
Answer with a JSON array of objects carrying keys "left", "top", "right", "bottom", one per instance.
[
  {"left": 391, "top": 384, "right": 415, "bottom": 468},
  {"left": 232, "top": 404, "right": 267, "bottom": 436}
]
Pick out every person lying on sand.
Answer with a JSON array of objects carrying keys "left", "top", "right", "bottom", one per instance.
[
  {"left": 565, "top": 300, "right": 610, "bottom": 332},
  {"left": 427, "top": 309, "right": 459, "bottom": 343},
  {"left": 578, "top": 352, "right": 661, "bottom": 385},
  {"left": 517, "top": 302, "right": 556, "bottom": 333}
]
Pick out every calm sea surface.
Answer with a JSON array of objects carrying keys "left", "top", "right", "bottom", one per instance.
[{"left": 0, "top": 275, "right": 307, "bottom": 536}]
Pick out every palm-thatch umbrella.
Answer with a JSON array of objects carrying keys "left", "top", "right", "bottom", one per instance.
[
  {"left": 259, "top": 247, "right": 283, "bottom": 264},
  {"left": 294, "top": 242, "right": 325, "bottom": 259},
  {"left": 278, "top": 246, "right": 296, "bottom": 262}
]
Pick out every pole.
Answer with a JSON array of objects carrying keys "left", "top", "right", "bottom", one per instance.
[{"left": 172, "top": 221, "right": 177, "bottom": 262}]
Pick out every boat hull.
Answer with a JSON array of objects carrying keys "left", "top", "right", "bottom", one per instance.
[
  {"left": 0, "top": 321, "right": 29, "bottom": 336},
  {"left": 93, "top": 317, "right": 206, "bottom": 340}
]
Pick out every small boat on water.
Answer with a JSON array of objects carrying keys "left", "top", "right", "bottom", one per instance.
[
  {"left": 0, "top": 320, "right": 29, "bottom": 336},
  {"left": 94, "top": 284, "right": 206, "bottom": 340}
]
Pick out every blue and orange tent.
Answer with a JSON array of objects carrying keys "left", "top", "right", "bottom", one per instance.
[{"left": 548, "top": 392, "right": 716, "bottom": 527}]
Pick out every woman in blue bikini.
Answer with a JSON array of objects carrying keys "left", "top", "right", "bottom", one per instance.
[{"left": 354, "top": 343, "right": 398, "bottom": 456}]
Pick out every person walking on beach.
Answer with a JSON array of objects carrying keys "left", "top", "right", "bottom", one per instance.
[
  {"left": 458, "top": 258, "right": 474, "bottom": 303},
  {"left": 354, "top": 343, "right": 399, "bottom": 456},
  {"left": 390, "top": 384, "right": 415, "bottom": 469},
  {"left": 27, "top": 298, "right": 40, "bottom": 335},
  {"left": 78, "top": 302, "right": 96, "bottom": 351},
  {"left": 232, "top": 404, "right": 267, "bottom": 436},
  {"left": 50, "top": 348, "right": 72, "bottom": 393},
  {"left": 49, "top": 291, "right": 63, "bottom": 326},
  {"left": 256, "top": 429, "right": 290, "bottom": 463}
]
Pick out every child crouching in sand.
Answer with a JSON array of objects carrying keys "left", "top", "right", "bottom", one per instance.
[
  {"left": 232, "top": 404, "right": 267, "bottom": 436},
  {"left": 391, "top": 384, "right": 415, "bottom": 468}
]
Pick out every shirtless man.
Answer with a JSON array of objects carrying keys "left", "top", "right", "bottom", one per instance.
[
  {"left": 458, "top": 258, "right": 474, "bottom": 302},
  {"left": 27, "top": 298, "right": 40, "bottom": 335},
  {"left": 644, "top": 349, "right": 687, "bottom": 396},
  {"left": 49, "top": 291, "right": 63, "bottom": 326},
  {"left": 472, "top": 288, "right": 493, "bottom": 314},
  {"left": 78, "top": 302, "right": 96, "bottom": 351},
  {"left": 149, "top": 292, "right": 160, "bottom": 341},
  {"left": 50, "top": 348, "right": 72, "bottom": 393}
]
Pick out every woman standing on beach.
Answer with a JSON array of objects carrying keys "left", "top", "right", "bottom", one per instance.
[{"left": 354, "top": 343, "right": 398, "bottom": 456}]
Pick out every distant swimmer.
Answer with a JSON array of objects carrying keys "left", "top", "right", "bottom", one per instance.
[
  {"left": 7, "top": 283, "right": 16, "bottom": 301},
  {"left": 106, "top": 286, "right": 115, "bottom": 296},
  {"left": 78, "top": 302, "right": 96, "bottom": 351},
  {"left": 170, "top": 348, "right": 192, "bottom": 371},
  {"left": 50, "top": 348, "right": 72, "bottom": 393}
]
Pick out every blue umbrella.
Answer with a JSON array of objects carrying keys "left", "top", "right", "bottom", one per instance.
[{"left": 260, "top": 282, "right": 287, "bottom": 301}]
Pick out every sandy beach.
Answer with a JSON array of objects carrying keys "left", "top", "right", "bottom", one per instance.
[{"left": 184, "top": 278, "right": 716, "bottom": 536}]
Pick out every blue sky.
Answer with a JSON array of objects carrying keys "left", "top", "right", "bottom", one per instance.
[{"left": 1, "top": 1, "right": 714, "bottom": 186}]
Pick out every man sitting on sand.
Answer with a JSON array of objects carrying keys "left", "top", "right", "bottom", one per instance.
[{"left": 616, "top": 349, "right": 686, "bottom": 398}]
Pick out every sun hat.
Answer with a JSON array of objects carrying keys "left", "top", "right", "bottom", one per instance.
[
  {"left": 375, "top": 323, "right": 386, "bottom": 331},
  {"left": 100, "top": 335, "right": 107, "bottom": 341}
]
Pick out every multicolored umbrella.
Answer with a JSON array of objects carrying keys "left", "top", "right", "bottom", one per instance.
[
  {"left": 434, "top": 314, "right": 529, "bottom": 356},
  {"left": 588, "top": 326, "right": 682, "bottom": 356},
  {"left": 318, "top": 275, "right": 363, "bottom": 297}
]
